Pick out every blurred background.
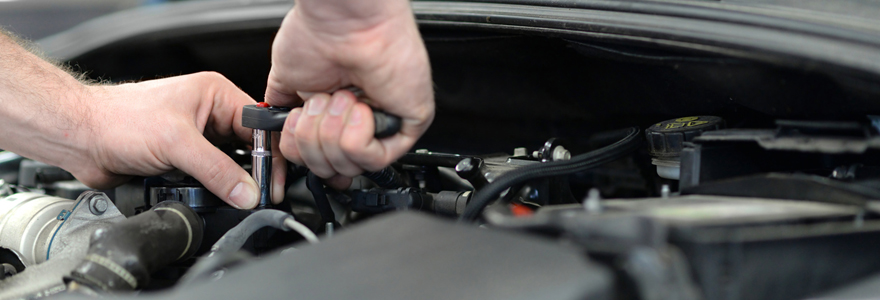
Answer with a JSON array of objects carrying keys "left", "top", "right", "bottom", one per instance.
[{"left": 0, "top": 0, "right": 205, "bottom": 40}]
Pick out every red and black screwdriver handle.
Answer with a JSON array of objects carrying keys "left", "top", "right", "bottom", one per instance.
[{"left": 241, "top": 104, "right": 402, "bottom": 138}]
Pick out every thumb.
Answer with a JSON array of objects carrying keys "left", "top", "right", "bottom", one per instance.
[
  {"left": 265, "top": 67, "right": 304, "bottom": 107},
  {"left": 169, "top": 132, "right": 259, "bottom": 209}
]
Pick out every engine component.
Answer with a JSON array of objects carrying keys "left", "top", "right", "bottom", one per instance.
[
  {"left": 162, "top": 212, "right": 613, "bottom": 300},
  {"left": 679, "top": 119, "right": 880, "bottom": 190},
  {"left": 645, "top": 116, "right": 723, "bottom": 180},
  {"left": 17, "top": 160, "right": 97, "bottom": 199},
  {"left": 490, "top": 194, "right": 877, "bottom": 300},
  {"left": 67, "top": 201, "right": 204, "bottom": 291},
  {"left": 350, "top": 188, "right": 427, "bottom": 213},
  {"left": 460, "top": 127, "right": 643, "bottom": 221},
  {"left": 0, "top": 192, "right": 73, "bottom": 266},
  {"left": 306, "top": 172, "right": 337, "bottom": 226},
  {"left": 429, "top": 190, "right": 471, "bottom": 216},
  {"left": 362, "top": 166, "right": 408, "bottom": 188},
  {"left": 18, "top": 160, "right": 75, "bottom": 188},
  {"left": 207, "top": 209, "right": 313, "bottom": 257},
  {"left": 179, "top": 210, "right": 317, "bottom": 286},
  {"left": 149, "top": 186, "right": 224, "bottom": 211},
  {"left": 0, "top": 191, "right": 126, "bottom": 299},
  {"left": 681, "top": 173, "right": 880, "bottom": 207}
]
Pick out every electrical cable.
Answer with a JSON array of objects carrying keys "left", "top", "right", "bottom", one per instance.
[
  {"left": 306, "top": 171, "right": 337, "bottom": 225},
  {"left": 283, "top": 218, "right": 319, "bottom": 244},
  {"left": 178, "top": 210, "right": 319, "bottom": 287},
  {"left": 208, "top": 209, "right": 293, "bottom": 257},
  {"left": 459, "top": 127, "right": 643, "bottom": 222}
]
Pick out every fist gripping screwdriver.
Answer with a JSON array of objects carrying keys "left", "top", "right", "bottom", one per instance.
[{"left": 241, "top": 90, "right": 402, "bottom": 208}]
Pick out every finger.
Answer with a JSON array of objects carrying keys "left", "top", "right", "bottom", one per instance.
[
  {"left": 265, "top": 67, "right": 305, "bottom": 107},
  {"left": 325, "top": 174, "right": 353, "bottom": 190},
  {"left": 295, "top": 93, "right": 336, "bottom": 178},
  {"left": 271, "top": 131, "right": 287, "bottom": 204},
  {"left": 186, "top": 72, "right": 258, "bottom": 143},
  {"left": 318, "top": 90, "right": 363, "bottom": 177},
  {"left": 279, "top": 107, "right": 305, "bottom": 166},
  {"left": 169, "top": 131, "right": 259, "bottom": 209},
  {"left": 339, "top": 103, "right": 418, "bottom": 172}
]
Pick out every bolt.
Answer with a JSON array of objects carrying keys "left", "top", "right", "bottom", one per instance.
[
  {"left": 531, "top": 151, "right": 542, "bottom": 159},
  {"left": 583, "top": 188, "right": 602, "bottom": 214},
  {"left": 326, "top": 222, "right": 334, "bottom": 238},
  {"left": 211, "top": 269, "right": 226, "bottom": 281},
  {"left": 455, "top": 158, "right": 474, "bottom": 173},
  {"left": 551, "top": 146, "right": 571, "bottom": 161},
  {"left": 484, "top": 172, "right": 496, "bottom": 183},
  {"left": 89, "top": 196, "right": 108, "bottom": 215},
  {"left": 661, "top": 184, "right": 671, "bottom": 198},
  {"left": 415, "top": 149, "right": 430, "bottom": 154}
]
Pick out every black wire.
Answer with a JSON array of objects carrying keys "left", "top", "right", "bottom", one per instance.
[
  {"left": 459, "top": 127, "right": 643, "bottom": 222},
  {"left": 306, "top": 171, "right": 337, "bottom": 225}
]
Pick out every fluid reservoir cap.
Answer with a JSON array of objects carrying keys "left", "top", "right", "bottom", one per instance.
[{"left": 646, "top": 116, "right": 724, "bottom": 157}]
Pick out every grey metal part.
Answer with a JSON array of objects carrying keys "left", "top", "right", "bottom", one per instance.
[
  {"left": 0, "top": 193, "right": 72, "bottom": 266},
  {"left": 0, "top": 192, "right": 126, "bottom": 300}
]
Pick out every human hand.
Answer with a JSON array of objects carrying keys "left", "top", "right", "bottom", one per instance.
[
  {"left": 70, "top": 72, "right": 285, "bottom": 209},
  {"left": 265, "top": 0, "right": 434, "bottom": 188}
]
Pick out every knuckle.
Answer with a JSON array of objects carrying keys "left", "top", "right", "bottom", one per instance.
[{"left": 196, "top": 71, "right": 226, "bottom": 82}]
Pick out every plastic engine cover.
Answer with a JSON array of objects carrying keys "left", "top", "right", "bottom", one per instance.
[{"left": 123, "top": 211, "right": 613, "bottom": 300}]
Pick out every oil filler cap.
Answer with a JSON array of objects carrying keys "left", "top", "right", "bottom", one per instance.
[
  {"left": 646, "top": 116, "right": 723, "bottom": 180},
  {"left": 646, "top": 116, "right": 724, "bottom": 157}
]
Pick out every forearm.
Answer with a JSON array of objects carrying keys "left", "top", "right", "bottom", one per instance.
[
  {"left": 293, "top": 0, "right": 414, "bottom": 35},
  {"left": 0, "top": 32, "right": 92, "bottom": 172}
]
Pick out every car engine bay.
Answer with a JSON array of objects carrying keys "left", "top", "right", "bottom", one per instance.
[{"left": 4, "top": 0, "right": 880, "bottom": 299}]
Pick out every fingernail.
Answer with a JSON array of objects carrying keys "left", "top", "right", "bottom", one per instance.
[
  {"left": 228, "top": 181, "right": 258, "bottom": 209},
  {"left": 307, "top": 95, "right": 328, "bottom": 116},
  {"left": 328, "top": 93, "right": 350, "bottom": 116},
  {"left": 348, "top": 107, "right": 362, "bottom": 125},
  {"left": 287, "top": 109, "right": 301, "bottom": 131}
]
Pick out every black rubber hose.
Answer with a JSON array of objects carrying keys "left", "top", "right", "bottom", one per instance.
[
  {"left": 459, "top": 127, "right": 643, "bottom": 222},
  {"left": 306, "top": 171, "right": 336, "bottom": 225},
  {"left": 363, "top": 166, "right": 407, "bottom": 188},
  {"left": 208, "top": 209, "right": 293, "bottom": 257},
  {"left": 67, "top": 201, "right": 204, "bottom": 291}
]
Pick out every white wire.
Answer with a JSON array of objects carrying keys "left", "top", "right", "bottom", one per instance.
[{"left": 283, "top": 218, "right": 319, "bottom": 244}]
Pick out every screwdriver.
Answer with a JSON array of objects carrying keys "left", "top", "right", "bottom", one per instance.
[{"left": 241, "top": 93, "right": 402, "bottom": 208}]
